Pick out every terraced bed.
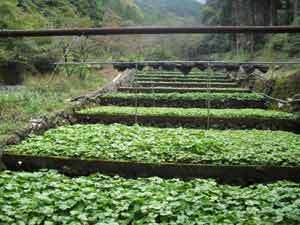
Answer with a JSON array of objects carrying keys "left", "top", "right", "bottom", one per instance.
[
  {"left": 118, "top": 87, "right": 251, "bottom": 94},
  {"left": 1, "top": 170, "right": 300, "bottom": 225},
  {"left": 6, "top": 124, "right": 300, "bottom": 166},
  {"left": 3, "top": 68, "right": 300, "bottom": 223},
  {"left": 135, "top": 78, "right": 233, "bottom": 82},
  {"left": 134, "top": 81, "right": 239, "bottom": 88},
  {"left": 75, "top": 106, "right": 299, "bottom": 131},
  {"left": 137, "top": 72, "right": 225, "bottom": 76},
  {"left": 78, "top": 106, "right": 294, "bottom": 120},
  {"left": 96, "top": 92, "right": 266, "bottom": 108},
  {"left": 137, "top": 75, "right": 228, "bottom": 80}
]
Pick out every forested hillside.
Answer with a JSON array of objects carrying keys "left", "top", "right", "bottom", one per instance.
[
  {"left": 0, "top": 0, "right": 145, "bottom": 74},
  {"left": 135, "top": 0, "right": 202, "bottom": 25},
  {"left": 2, "top": 0, "right": 299, "bottom": 75},
  {"left": 199, "top": 0, "right": 300, "bottom": 59},
  {"left": 0, "top": 0, "right": 203, "bottom": 62},
  {"left": 0, "top": 0, "right": 204, "bottom": 83}
]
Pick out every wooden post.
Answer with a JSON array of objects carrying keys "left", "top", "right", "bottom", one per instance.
[
  {"left": 295, "top": 0, "right": 299, "bottom": 20},
  {"left": 286, "top": 0, "right": 293, "bottom": 24},
  {"left": 270, "top": 0, "right": 279, "bottom": 26}
]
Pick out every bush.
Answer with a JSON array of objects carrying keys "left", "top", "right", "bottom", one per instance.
[
  {"left": 273, "top": 71, "right": 300, "bottom": 100},
  {"left": 267, "top": 34, "right": 288, "bottom": 52},
  {"left": 0, "top": 61, "right": 25, "bottom": 85},
  {"left": 30, "top": 54, "right": 57, "bottom": 74}
]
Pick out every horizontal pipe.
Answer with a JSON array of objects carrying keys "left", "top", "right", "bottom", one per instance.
[
  {"left": 1, "top": 26, "right": 300, "bottom": 38},
  {"left": 54, "top": 60, "right": 300, "bottom": 65}
]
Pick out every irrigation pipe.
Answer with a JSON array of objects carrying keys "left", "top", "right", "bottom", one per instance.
[
  {"left": 54, "top": 60, "right": 300, "bottom": 66},
  {"left": 2, "top": 26, "right": 300, "bottom": 38}
]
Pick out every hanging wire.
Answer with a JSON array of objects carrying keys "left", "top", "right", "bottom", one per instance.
[
  {"left": 134, "top": 63, "right": 139, "bottom": 124},
  {"left": 206, "top": 63, "right": 212, "bottom": 130},
  {"left": 151, "top": 65, "right": 157, "bottom": 107},
  {"left": 251, "top": 89, "right": 290, "bottom": 104}
]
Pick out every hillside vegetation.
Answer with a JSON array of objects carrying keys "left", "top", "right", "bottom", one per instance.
[
  {"left": 0, "top": 0, "right": 144, "bottom": 64},
  {"left": 199, "top": 0, "right": 300, "bottom": 59},
  {"left": 0, "top": 0, "right": 203, "bottom": 143},
  {"left": 0, "top": 0, "right": 203, "bottom": 69},
  {"left": 135, "top": 0, "right": 202, "bottom": 25},
  {"left": 0, "top": 1, "right": 299, "bottom": 104}
]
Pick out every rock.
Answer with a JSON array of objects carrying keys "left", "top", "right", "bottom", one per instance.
[
  {"left": 137, "top": 64, "right": 145, "bottom": 71},
  {"left": 5, "top": 135, "right": 21, "bottom": 145},
  {"left": 255, "top": 65, "right": 269, "bottom": 73},
  {"left": 195, "top": 63, "right": 208, "bottom": 71},
  {"left": 242, "top": 65, "right": 255, "bottom": 74},
  {"left": 161, "top": 63, "right": 176, "bottom": 71},
  {"left": 175, "top": 63, "right": 194, "bottom": 75},
  {"left": 30, "top": 118, "right": 48, "bottom": 130},
  {"left": 225, "top": 64, "right": 240, "bottom": 72},
  {"left": 149, "top": 63, "right": 160, "bottom": 70},
  {"left": 0, "top": 61, "right": 25, "bottom": 85},
  {"left": 291, "top": 95, "right": 300, "bottom": 112}
]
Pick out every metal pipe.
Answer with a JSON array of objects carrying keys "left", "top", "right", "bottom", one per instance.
[
  {"left": 1, "top": 26, "right": 300, "bottom": 38},
  {"left": 54, "top": 60, "right": 300, "bottom": 65}
]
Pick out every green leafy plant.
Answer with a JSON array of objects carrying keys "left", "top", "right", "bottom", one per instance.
[
  {"left": 1, "top": 170, "right": 300, "bottom": 224},
  {"left": 100, "top": 92, "right": 265, "bottom": 101},
  {"left": 78, "top": 106, "right": 297, "bottom": 120},
  {"left": 7, "top": 124, "right": 300, "bottom": 166}
]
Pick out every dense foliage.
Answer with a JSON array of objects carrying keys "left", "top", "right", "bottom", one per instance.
[
  {"left": 101, "top": 92, "right": 265, "bottom": 101},
  {"left": 0, "top": 71, "right": 106, "bottom": 144},
  {"left": 134, "top": 0, "right": 202, "bottom": 25},
  {"left": 78, "top": 106, "right": 296, "bottom": 120},
  {"left": 199, "top": 0, "right": 300, "bottom": 58},
  {"left": 7, "top": 124, "right": 300, "bottom": 166},
  {"left": 1, "top": 170, "right": 300, "bottom": 224},
  {"left": 0, "top": 0, "right": 204, "bottom": 70},
  {"left": 0, "top": 0, "right": 143, "bottom": 64}
]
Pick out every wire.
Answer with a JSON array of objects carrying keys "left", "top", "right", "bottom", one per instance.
[
  {"left": 206, "top": 64, "right": 212, "bottom": 130},
  {"left": 252, "top": 91, "right": 290, "bottom": 104},
  {"left": 151, "top": 67, "right": 156, "bottom": 107},
  {"left": 134, "top": 64, "right": 138, "bottom": 124}
]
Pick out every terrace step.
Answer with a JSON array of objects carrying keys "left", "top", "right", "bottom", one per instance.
[
  {"left": 118, "top": 87, "right": 251, "bottom": 93},
  {"left": 3, "top": 153, "right": 300, "bottom": 183},
  {"left": 137, "top": 75, "right": 228, "bottom": 80},
  {"left": 4, "top": 124, "right": 300, "bottom": 183},
  {"left": 135, "top": 78, "right": 233, "bottom": 83},
  {"left": 75, "top": 107, "right": 299, "bottom": 133},
  {"left": 139, "top": 72, "right": 225, "bottom": 76},
  {"left": 96, "top": 96, "right": 266, "bottom": 109},
  {"left": 135, "top": 81, "right": 239, "bottom": 88}
]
